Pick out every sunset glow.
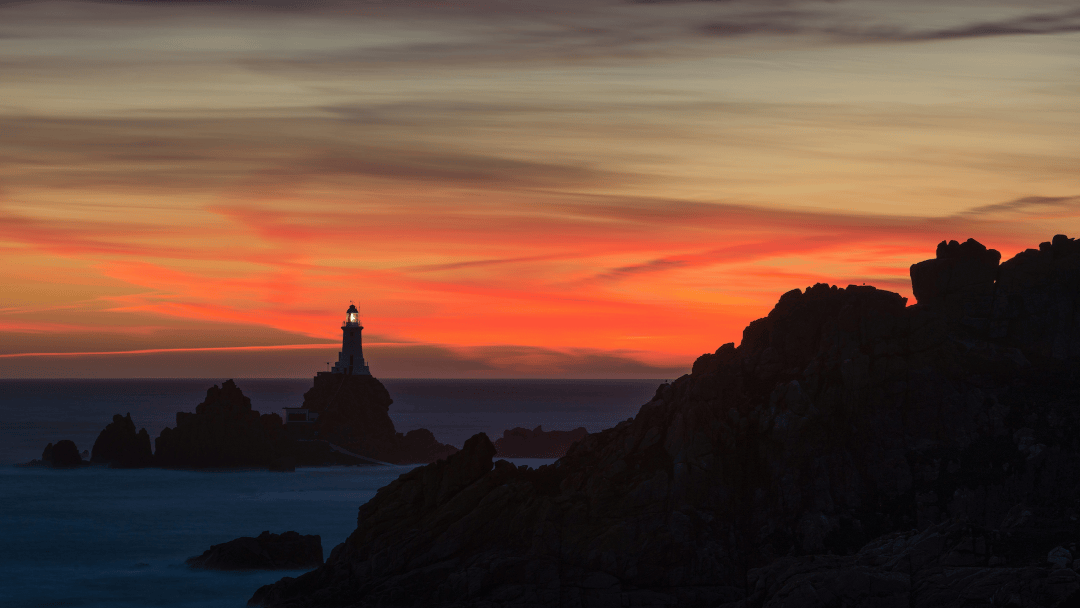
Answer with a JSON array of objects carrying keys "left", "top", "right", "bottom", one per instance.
[{"left": 2, "top": 0, "right": 1078, "bottom": 377}]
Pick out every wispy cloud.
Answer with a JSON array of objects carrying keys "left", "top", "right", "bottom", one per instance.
[
  {"left": 699, "top": 7, "right": 1080, "bottom": 43},
  {"left": 956, "top": 195, "right": 1080, "bottom": 218}
]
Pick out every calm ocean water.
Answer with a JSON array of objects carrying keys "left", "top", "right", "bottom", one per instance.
[{"left": 0, "top": 378, "right": 658, "bottom": 607}]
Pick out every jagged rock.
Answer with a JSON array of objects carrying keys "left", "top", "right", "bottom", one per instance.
[
  {"left": 187, "top": 531, "right": 323, "bottom": 570},
  {"left": 155, "top": 380, "right": 289, "bottom": 468},
  {"left": 91, "top": 413, "right": 153, "bottom": 468},
  {"left": 494, "top": 425, "right": 588, "bottom": 458},
  {"left": 300, "top": 373, "right": 457, "bottom": 464},
  {"left": 151, "top": 379, "right": 382, "bottom": 469},
  {"left": 250, "top": 236, "right": 1080, "bottom": 608}
]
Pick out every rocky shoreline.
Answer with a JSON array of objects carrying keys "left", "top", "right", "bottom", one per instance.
[{"left": 249, "top": 235, "right": 1080, "bottom": 607}]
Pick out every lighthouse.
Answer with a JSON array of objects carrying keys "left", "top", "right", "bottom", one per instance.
[{"left": 330, "top": 304, "right": 370, "bottom": 375}]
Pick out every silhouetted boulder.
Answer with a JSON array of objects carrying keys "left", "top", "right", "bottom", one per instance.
[
  {"left": 188, "top": 531, "right": 323, "bottom": 570},
  {"left": 250, "top": 235, "right": 1080, "bottom": 608},
  {"left": 494, "top": 425, "right": 588, "bottom": 458},
  {"left": 300, "top": 373, "right": 457, "bottom": 464},
  {"left": 91, "top": 413, "right": 153, "bottom": 468},
  {"left": 47, "top": 440, "right": 82, "bottom": 468}
]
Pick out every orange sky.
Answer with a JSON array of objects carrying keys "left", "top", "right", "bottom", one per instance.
[{"left": 1, "top": 0, "right": 1078, "bottom": 377}]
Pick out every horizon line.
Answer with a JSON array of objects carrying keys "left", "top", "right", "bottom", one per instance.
[
  {"left": 0, "top": 343, "right": 351, "bottom": 358},
  {"left": 0, "top": 376, "right": 673, "bottom": 381}
]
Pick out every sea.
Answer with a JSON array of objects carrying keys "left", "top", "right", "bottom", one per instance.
[{"left": 0, "top": 378, "right": 660, "bottom": 608}]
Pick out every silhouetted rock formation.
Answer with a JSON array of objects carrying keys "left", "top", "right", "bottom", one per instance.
[
  {"left": 155, "top": 380, "right": 289, "bottom": 468},
  {"left": 151, "top": 379, "right": 384, "bottom": 469},
  {"left": 33, "top": 440, "right": 84, "bottom": 468},
  {"left": 91, "top": 413, "right": 153, "bottom": 468},
  {"left": 300, "top": 373, "right": 458, "bottom": 464},
  {"left": 188, "top": 531, "right": 323, "bottom": 571},
  {"left": 250, "top": 235, "right": 1080, "bottom": 608},
  {"left": 494, "top": 425, "right": 588, "bottom": 458}
]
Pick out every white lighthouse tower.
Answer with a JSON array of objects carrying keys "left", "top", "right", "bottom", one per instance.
[{"left": 330, "top": 304, "right": 370, "bottom": 375}]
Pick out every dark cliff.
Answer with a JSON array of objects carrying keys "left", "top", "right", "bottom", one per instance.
[{"left": 251, "top": 236, "right": 1080, "bottom": 607}]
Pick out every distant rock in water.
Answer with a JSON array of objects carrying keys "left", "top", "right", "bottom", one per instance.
[
  {"left": 91, "top": 413, "right": 153, "bottom": 468},
  {"left": 188, "top": 531, "right": 323, "bottom": 571},
  {"left": 299, "top": 373, "right": 458, "bottom": 464},
  {"left": 494, "top": 425, "right": 588, "bottom": 458},
  {"left": 250, "top": 235, "right": 1080, "bottom": 608},
  {"left": 148, "top": 378, "right": 406, "bottom": 469},
  {"left": 155, "top": 379, "right": 288, "bottom": 468},
  {"left": 34, "top": 440, "right": 83, "bottom": 468}
]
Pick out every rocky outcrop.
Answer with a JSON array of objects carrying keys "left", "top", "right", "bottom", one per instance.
[
  {"left": 152, "top": 379, "right": 384, "bottom": 469},
  {"left": 494, "top": 425, "right": 588, "bottom": 458},
  {"left": 187, "top": 531, "right": 323, "bottom": 571},
  {"left": 32, "top": 440, "right": 84, "bottom": 468},
  {"left": 91, "top": 413, "right": 153, "bottom": 468},
  {"left": 155, "top": 380, "right": 289, "bottom": 468},
  {"left": 251, "top": 235, "right": 1080, "bottom": 608},
  {"left": 300, "top": 373, "right": 458, "bottom": 464}
]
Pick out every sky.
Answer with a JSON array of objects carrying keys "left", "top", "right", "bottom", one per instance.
[{"left": 1, "top": 0, "right": 1078, "bottom": 378}]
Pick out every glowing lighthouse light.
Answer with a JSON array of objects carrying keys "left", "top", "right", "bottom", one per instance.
[{"left": 330, "top": 304, "right": 370, "bottom": 375}]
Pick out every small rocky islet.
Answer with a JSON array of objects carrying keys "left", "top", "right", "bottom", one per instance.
[
  {"left": 187, "top": 531, "right": 324, "bottom": 571},
  {"left": 247, "top": 235, "right": 1080, "bottom": 607}
]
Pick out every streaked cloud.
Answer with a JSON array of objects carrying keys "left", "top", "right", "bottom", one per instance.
[{"left": 700, "top": 6, "right": 1080, "bottom": 43}]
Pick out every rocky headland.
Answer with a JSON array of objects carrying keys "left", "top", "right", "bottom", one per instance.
[
  {"left": 494, "top": 425, "right": 588, "bottom": 458},
  {"left": 250, "top": 236, "right": 1080, "bottom": 608},
  {"left": 187, "top": 531, "right": 324, "bottom": 571}
]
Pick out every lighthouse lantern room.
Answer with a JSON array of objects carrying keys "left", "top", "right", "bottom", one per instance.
[{"left": 330, "top": 304, "right": 370, "bottom": 375}]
